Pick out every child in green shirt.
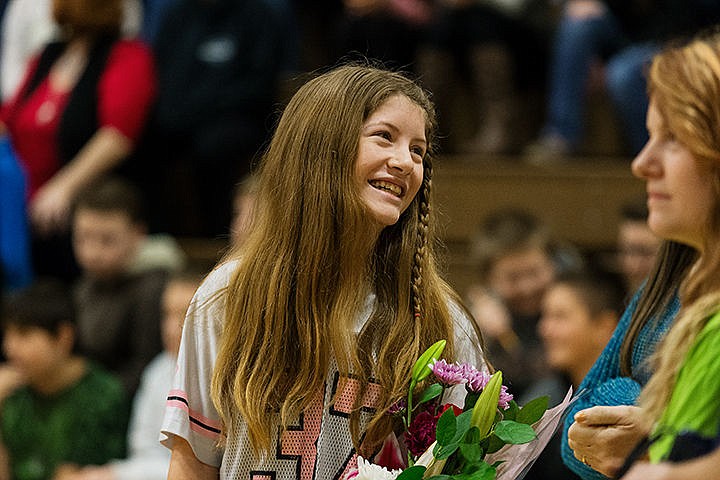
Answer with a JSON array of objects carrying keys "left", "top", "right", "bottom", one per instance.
[{"left": 0, "top": 280, "right": 128, "bottom": 480}]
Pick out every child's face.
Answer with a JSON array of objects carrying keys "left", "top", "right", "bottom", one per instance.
[
  {"left": 2, "top": 324, "right": 68, "bottom": 387},
  {"left": 488, "top": 247, "right": 555, "bottom": 317},
  {"left": 355, "top": 94, "right": 426, "bottom": 233},
  {"left": 72, "top": 208, "right": 144, "bottom": 279},
  {"left": 538, "top": 284, "right": 604, "bottom": 375},
  {"left": 161, "top": 280, "right": 198, "bottom": 356}
]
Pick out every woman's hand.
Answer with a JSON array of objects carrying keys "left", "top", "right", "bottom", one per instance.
[
  {"left": 567, "top": 405, "right": 649, "bottom": 477},
  {"left": 29, "top": 176, "right": 75, "bottom": 236},
  {"left": 29, "top": 126, "right": 132, "bottom": 236}
]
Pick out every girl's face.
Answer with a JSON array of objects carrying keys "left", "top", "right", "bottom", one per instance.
[
  {"left": 631, "top": 100, "right": 716, "bottom": 251},
  {"left": 355, "top": 94, "right": 426, "bottom": 233}
]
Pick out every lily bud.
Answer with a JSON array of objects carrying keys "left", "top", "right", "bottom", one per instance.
[{"left": 470, "top": 371, "right": 503, "bottom": 438}]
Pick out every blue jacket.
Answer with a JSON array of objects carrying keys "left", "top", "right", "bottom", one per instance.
[
  {"left": 561, "top": 287, "right": 681, "bottom": 479},
  {"left": 0, "top": 136, "right": 31, "bottom": 292}
]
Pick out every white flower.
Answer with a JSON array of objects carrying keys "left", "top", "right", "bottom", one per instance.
[{"left": 345, "top": 456, "right": 403, "bottom": 480}]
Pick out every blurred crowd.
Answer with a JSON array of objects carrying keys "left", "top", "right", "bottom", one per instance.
[{"left": 0, "top": 0, "right": 717, "bottom": 478}]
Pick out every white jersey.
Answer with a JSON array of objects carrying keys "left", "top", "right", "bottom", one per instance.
[{"left": 160, "top": 261, "right": 485, "bottom": 479}]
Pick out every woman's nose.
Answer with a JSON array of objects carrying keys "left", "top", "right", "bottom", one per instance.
[{"left": 631, "top": 141, "right": 658, "bottom": 179}]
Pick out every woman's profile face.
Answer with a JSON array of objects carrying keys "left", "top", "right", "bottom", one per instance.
[
  {"left": 631, "top": 100, "right": 716, "bottom": 251},
  {"left": 355, "top": 94, "right": 426, "bottom": 232}
]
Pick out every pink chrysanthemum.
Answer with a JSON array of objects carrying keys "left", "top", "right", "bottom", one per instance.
[
  {"left": 431, "top": 359, "right": 467, "bottom": 386},
  {"left": 465, "top": 368, "right": 491, "bottom": 393},
  {"left": 405, "top": 410, "right": 437, "bottom": 457},
  {"left": 498, "top": 385, "right": 513, "bottom": 410}
]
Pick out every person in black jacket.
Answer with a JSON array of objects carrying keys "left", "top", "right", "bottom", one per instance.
[{"left": 144, "top": 0, "right": 297, "bottom": 237}]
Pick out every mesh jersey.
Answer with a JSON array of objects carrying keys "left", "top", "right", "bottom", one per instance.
[{"left": 160, "top": 261, "right": 485, "bottom": 479}]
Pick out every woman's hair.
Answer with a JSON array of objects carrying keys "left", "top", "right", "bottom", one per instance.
[
  {"left": 53, "top": 0, "right": 123, "bottom": 37},
  {"left": 634, "top": 32, "right": 720, "bottom": 424},
  {"left": 211, "top": 64, "right": 482, "bottom": 454}
]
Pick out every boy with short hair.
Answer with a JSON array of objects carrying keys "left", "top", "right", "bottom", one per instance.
[
  {"left": 0, "top": 279, "right": 128, "bottom": 480},
  {"left": 71, "top": 176, "right": 172, "bottom": 397}
]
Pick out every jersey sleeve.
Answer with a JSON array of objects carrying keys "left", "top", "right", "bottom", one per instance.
[
  {"left": 97, "top": 40, "right": 157, "bottom": 142},
  {"left": 160, "top": 262, "right": 236, "bottom": 467}
]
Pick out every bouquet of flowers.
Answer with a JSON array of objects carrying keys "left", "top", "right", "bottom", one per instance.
[{"left": 348, "top": 340, "right": 574, "bottom": 480}]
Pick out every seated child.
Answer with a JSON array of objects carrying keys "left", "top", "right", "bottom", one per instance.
[
  {"left": 66, "top": 267, "right": 206, "bottom": 480},
  {"left": 71, "top": 176, "right": 174, "bottom": 396},
  {"left": 0, "top": 279, "right": 128, "bottom": 480}
]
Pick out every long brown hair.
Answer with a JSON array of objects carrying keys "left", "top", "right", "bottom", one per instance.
[
  {"left": 636, "top": 32, "right": 720, "bottom": 424},
  {"left": 210, "top": 64, "right": 483, "bottom": 454}
]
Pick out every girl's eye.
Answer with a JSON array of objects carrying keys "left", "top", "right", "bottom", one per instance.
[
  {"left": 374, "top": 130, "right": 392, "bottom": 141},
  {"left": 411, "top": 146, "right": 425, "bottom": 157}
]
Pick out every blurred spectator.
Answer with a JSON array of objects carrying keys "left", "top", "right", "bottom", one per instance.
[
  {"left": 0, "top": 135, "right": 32, "bottom": 293},
  {"left": 0, "top": 0, "right": 142, "bottom": 102},
  {"left": 0, "top": 279, "right": 128, "bottom": 480},
  {"left": 139, "top": 0, "right": 176, "bottom": 44},
  {"left": 525, "top": 0, "right": 720, "bottom": 160},
  {"left": 71, "top": 177, "right": 177, "bottom": 397},
  {"left": 416, "top": 0, "right": 553, "bottom": 154},
  {"left": 64, "top": 267, "right": 205, "bottom": 480},
  {"left": 334, "top": 0, "right": 429, "bottom": 71},
  {"left": 229, "top": 174, "right": 258, "bottom": 248},
  {"left": 465, "top": 208, "right": 584, "bottom": 396},
  {"left": 522, "top": 269, "right": 624, "bottom": 480},
  {"left": 144, "top": 0, "right": 296, "bottom": 237},
  {"left": 617, "top": 200, "right": 660, "bottom": 296},
  {"left": 0, "top": 0, "right": 156, "bottom": 282}
]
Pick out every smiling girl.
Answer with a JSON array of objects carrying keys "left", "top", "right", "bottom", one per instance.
[{"left": 159, "top": 65, "right": 486, "bottom": 480}]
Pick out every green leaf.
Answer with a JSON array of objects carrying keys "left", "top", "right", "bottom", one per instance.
[
  {"left": 459, "top": 442, "right": 484, "bottom": 463},
  {"left": 454, "top": 410, "right": 473, "bottom": 439},
  {"left": 517, "top": 396, "right": 549, "bottom": 425},
  {"left": 436, "top": 408, "right": 458, "bottom": 445},
  {"left": 411, "top": 340, "right": 446, "bottom": 386},
  {"left": 464, "top": 425, "right": 480, "bottom": 444},
  {"left": 417, "top": 384, "right": 444, "bottom": 406},
  {"left": 434, "top": 442, "right": 459, "bottom": 460},
  {"left": 463, "top": 391, "right": 480, "bottom": 410},
  {"left": 465, "top": 461, "right": 497, "bottom": 480},
  {"left": 494, "top": 420, "right": 537, "bottom": 444},
  {"left": 397, "top": 465, "right": 426, "bottom": 480},
  {"left": 485, "top": 434, "right": 505, "bottom": 454},
  {"left": 425, "top": 476, "right": 452, "bottom": 480},
  {"left": 503, "top": 400, "right": 519, "bottom": 422}
]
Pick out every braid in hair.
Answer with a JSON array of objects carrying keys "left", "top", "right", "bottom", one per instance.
[{"left": 412, "top": 161, "right": 432, "bottom": 318}]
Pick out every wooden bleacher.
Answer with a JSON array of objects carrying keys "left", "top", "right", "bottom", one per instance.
[
  {"left": 177, "top": 155, "right": 645, "bottom": 293},
  {"left": 432, "top": 155, "right": 645, "bottom": 292}
]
